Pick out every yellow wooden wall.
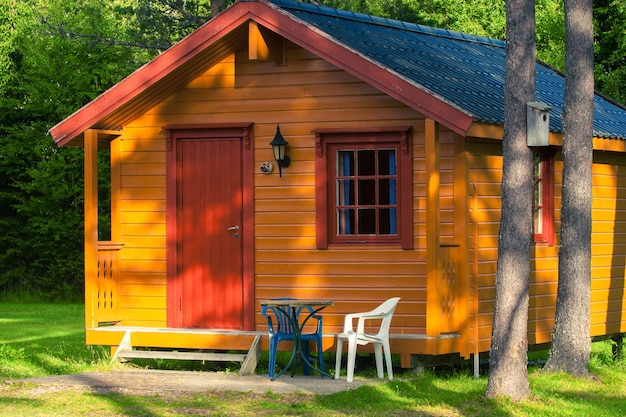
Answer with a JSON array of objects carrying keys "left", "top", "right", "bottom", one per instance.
[
  {"left": 590, "top": 152, "right": 626, "bottom": 336},
  {"left": 468, "top": 139, "right": 626, "bottom": 354},
  {"left": 112, "top": 43, "right": 444, "bottom": 340},
  {"left": 467, "top": 139, "right": 504, "bottom": 354}
]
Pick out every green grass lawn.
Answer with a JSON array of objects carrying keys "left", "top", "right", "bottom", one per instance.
[
  {"left": 0, "top": 304, "right": 115, "bottom": 379},
  {"left": 1, "top": 302, "right": 625, "bottom": 416}
]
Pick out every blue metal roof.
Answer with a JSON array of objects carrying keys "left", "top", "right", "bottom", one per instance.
[{"left": 270, "top": 0, "right": 626, "bottom": 140}]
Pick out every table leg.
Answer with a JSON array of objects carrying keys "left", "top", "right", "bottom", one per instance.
[
  {"left": 269, "top": 304, "right": 333, "bottom": 380},
  {"left": 296, "top": 305, "right": 333, "bottom": 379}
]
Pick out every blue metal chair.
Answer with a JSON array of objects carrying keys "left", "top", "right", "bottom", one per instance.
[{"left": 261, "top": 299, "right": 325, "bottom": 378}]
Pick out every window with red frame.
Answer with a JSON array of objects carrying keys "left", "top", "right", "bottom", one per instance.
[
  {"left": 533, "top": 149, "right": 555, "bottom": 245},
  {"left": 332, "top": 145, "right": 399, "bottom": 241},
  {"left": 314, "top": 128, "right": 412, "bottom": 249}
]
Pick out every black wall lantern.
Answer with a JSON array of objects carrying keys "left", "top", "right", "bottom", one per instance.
[{"left": 269, "top": 124, "right": 291, "bottom": 177}]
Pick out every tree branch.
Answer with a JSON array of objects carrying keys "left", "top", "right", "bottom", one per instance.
[{"left": 40, "top": 20, "right": 172, "bottom": 51}]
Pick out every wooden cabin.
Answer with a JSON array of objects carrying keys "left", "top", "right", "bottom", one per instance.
[{"left": 49, "top": 0, "right": 626, "bottom": 370}]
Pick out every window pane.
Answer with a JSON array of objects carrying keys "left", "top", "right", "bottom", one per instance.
[
  {"left": 358, "top": 179, "right": 376, "bottom": 205},
  {"left": 379, "top": 178, "right": 397, "bottom": 205},
  {"left": 358, "top": 209, "right": 376, "bottom": 234},
  {"left": 329, "top": 141, "right": 402, "bottom": 243},
  {"left": 533, "top": 151, "right": 544, "bottom": 237},
  {"left": 534, "top": 180, "right": 542, "bottom": 207},
  {"left": 379, "top": 149, "right": 396, "bottom": 175},
  {"left": 357, "top": 150, "right": 375, "bottom": 175},
  {"left": 336, "top": 179, "right": 354, "bottom": 205},
  {"left": 337, "top": 208, "right": 355, "bottom": 235},
  {"left": 379, "top": 208, "right": 397, "bottom": 235},
  {"left": 337, "top": 150, "right": 354, "bottom": 176},
  {"left": 534, "top": 152, "right": 542, "bottom": 178},
  {"left": 534, "top": 207, "right": 543, "bottom": 234}
]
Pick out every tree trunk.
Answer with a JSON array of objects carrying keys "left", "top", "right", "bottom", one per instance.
[
  {"left": 485, "top": 0, "right": 535, "bottom": 401},
  {"left": 544, "top": 0, "right": 594, "bottom": 376}
]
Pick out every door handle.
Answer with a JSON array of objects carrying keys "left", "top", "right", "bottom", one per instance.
[{"left": 227, "top": 225, "right": 239, "bottom": 238}]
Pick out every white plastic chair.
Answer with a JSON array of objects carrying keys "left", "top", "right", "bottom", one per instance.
[{"left": 334, "top": 297, "right": 400, "bottom": 382}]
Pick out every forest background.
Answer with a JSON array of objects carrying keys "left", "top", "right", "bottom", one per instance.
[{"left": 0, "top": 0, "right": 624, "bottom": 301}]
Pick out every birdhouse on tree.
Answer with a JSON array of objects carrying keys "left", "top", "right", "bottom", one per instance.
[{"left": 527, "top": 101, "right": 552, "bottom": 147}]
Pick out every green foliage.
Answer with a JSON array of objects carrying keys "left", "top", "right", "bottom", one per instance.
[
  {"left": 536, "top": 0, "right": 566, "bottom": 71},
  {"left": 0, "top": 125, "right": 83, "bottom": 299},
  {"left": 0, "top": 0, "right": 152, "bottom": 299},
  {"left": 29, "top": 0, "right": 150, "bottom": 118},
  {"left": 123, "top": 0, "right": 214, "bottom": 51},
  {"left": 0, "top": 0, "right": 232, "bottom": 301},
  {"left": 594, "top": 0, "right": 626, "bottom": 104}
]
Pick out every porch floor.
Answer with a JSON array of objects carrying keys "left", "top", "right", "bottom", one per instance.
[{"left": 90, "top": 326, "right": 265, "bottom": 336}]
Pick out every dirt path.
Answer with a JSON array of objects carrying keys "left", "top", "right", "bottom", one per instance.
[{"left": 6, "top": 369, "right": 376, "bottom": 396}]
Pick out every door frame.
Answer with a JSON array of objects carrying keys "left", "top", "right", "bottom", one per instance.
[{"left": 164, "top": 123, "right": 255, "bottom": 330}]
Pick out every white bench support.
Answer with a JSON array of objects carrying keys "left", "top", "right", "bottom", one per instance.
[{"left": 113, "top": 330, "right": 261, "bottom": 375}]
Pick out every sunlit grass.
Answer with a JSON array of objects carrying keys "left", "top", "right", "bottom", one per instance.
[
  {"left": 0, "top": 302, "right": 625, "bottom": 416},
  {"left": 0, "top": 303, "right": 115, "bottom": 379}
]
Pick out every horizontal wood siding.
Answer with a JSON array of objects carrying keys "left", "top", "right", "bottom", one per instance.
[
  {"left": 469, "top": 139, "right": 626, "bottom": 353},
  {"left": 467, "top": 139, "right": 563, "bottom": 351},
  {"left": 438, "top": 131, "right": 457, "bottom": 244},
  {"left": 590, "top": 152, "right": 626, "bottom": 336},
  {"left": 467, "top": 140, "right": 497, "bottom": 353},
  {"left": 115, "top": 45, "right": 432, "bottom": 340},
  {"left": 116, "top": 115, "right": 168, "bottom": 326}
]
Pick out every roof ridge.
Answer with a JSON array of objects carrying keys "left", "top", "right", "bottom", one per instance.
[{"left": 266, "top": 0, "right": 505, "bottom": 47}]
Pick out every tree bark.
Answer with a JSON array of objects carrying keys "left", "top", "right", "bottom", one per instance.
[
  {"left": 544, "top": 0, "right": 593, "bottom": 376},
  {"left": 485, "top": 0, "right": 535, "bottom": 401}
]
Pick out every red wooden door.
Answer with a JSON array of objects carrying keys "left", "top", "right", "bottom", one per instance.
[{"left": 177, "top": 137, "right": 243, "bottom": 329}]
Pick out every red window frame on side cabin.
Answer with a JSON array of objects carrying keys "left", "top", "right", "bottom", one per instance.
[
  {"left": 314, "top": 127, "right": 413, "bottom": 249},
  {"left": 533, "top": 149, "right": 555, "bottom": 246}
]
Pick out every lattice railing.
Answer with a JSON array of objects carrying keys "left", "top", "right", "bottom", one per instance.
[
  {"left": 96, "top": 242, "right": 123, "bottom": 323},
  {"left": 439, "top": 243, "right": 460, "bottom": 333}
]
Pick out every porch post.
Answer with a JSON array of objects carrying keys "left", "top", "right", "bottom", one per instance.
[
  {"left": 84, "top": 130, "right": 98, "bottom": 329},
  {"left": 453, "top": 133, "right": 471, "bottom": 357},
  {"left": 425, "top": 119, "right": 441, "bottom": 342}
]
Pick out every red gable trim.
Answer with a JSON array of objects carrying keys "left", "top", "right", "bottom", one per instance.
[
  {"left": 50, "top": 0, "right": 473, "bottom": 146},
  {"left": 49, "top": 2, "right": 256, "bottom": 147}
]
